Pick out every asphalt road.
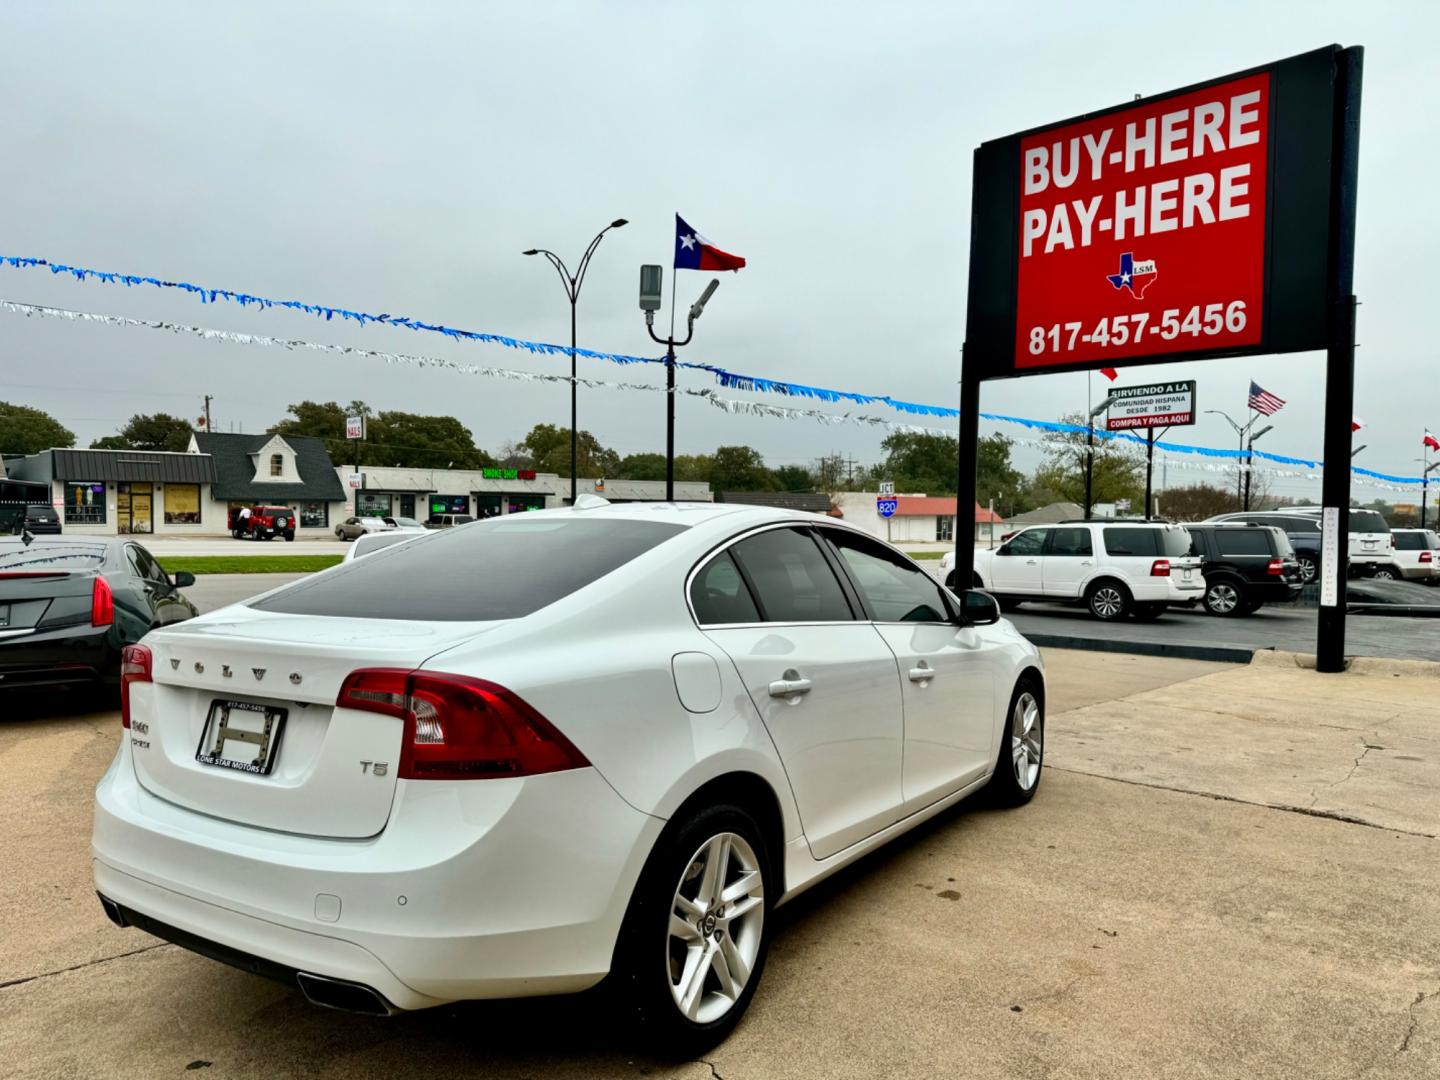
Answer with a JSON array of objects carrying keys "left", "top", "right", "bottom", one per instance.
[
  {"left": 1005, "top": 602, "right": 1440, "bottom": 662},
  {"left": 3, "top": 649, "right": 1436, "bottom": 1078}
]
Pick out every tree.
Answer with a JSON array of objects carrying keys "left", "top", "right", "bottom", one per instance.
[
  {"left": 1154, "top": 483, "right": 1239, "bottom": 520},
  {"left": 708, "top": 446, "right": 778, "bottom": 492},
  {"left": 270, "top": 401, "right": 492, "bottom": 469},
  {"left": 773, "top": 464, "right": 815, "bottom": 491},
  {"left": 875, "top": 431, "right": 1023, "bottom": 506},
  {"left": 519, "top": 423, "right": 621, "bottom": 478},
  {"left": 90, "top": 413, "right": 194, "bottom": 453},
  {"left": 0, "top": 401, "right": 74, "bottom": 455},
  {"left": 1028, "top": 414, "right": 1145, "bottom": 509},
  {"left": 617, "top": 453, "right": 667, "bottom": 482}
]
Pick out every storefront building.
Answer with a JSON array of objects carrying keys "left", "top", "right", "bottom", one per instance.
[
  {"left": 337, "top": 466, "right": 561, "bottom": 522},
  {"left": 192, "top": 431, "right": 348, "bottom": 534},
  {"left": 7, "top": 448, "right": 218, "bottom": 536}
]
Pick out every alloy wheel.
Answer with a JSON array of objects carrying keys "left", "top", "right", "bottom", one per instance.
[
  {"left": 1206, "top": 582, "right": 1240, "bottom": 614},
  {"left": 1372, "top": 567, "right": 1397, "bottom": 581},
  {"left": 1090, "top": 586, "right": 1124, "bottom": 619},
  {"left": 1298, "top": 557, "right": 1318, "bottom": 583},
  {"left": 667, "top": 832, "right": 765, "bottom": 1025},
  {"left": 1011, "top": 691, "right": 1043, "bottom": 791}
]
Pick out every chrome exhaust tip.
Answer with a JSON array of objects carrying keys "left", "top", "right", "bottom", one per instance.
[{"left": 295, "top": 971, "right": 394, "bottom": 1016}]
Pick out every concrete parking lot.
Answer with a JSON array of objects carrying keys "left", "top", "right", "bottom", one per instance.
[{"left": 2, "top": 649, "right": 1436, "bottom": 1078}]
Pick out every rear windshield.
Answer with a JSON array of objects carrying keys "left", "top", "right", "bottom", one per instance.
[
  {"left": 1348, "top": 510, "right": 1388, "bottom": 534},
  {"left": 25, "top": 506, "right": 58, "bottom": 519},
  {"left": 0, "top": 542, "right": 106, "bottom": 571},
  {"left": 251, "top": 517, "right": 685, "bottom": 621}
]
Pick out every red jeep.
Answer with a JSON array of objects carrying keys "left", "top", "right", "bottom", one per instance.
[{"left": 229, "top": 505, "right": 296, "bottom": 541}]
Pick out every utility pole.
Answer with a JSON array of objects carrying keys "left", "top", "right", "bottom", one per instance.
[{"left": 203, "top": 395, "right": 212, "bottom": 433}]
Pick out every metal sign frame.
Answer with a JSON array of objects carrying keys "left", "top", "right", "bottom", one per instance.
[
  {"left": 1106, "top": 381, "right": 1197, "bottom": 431},
  {"left": 955, "top": 45, "right": 1362, "bottom": 672}
]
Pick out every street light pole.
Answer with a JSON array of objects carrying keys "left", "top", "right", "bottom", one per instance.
[
  {"left": 640, "top": 267, "right": 720, "bottom": 501},
  {"left": 1417, "top": 458, "right": 1440, "bottom": 530},
  {"left": 1243, "top": 424, "right": 1273, "bottom": 511},
  {"left": 1205, "top": 408, "right": 1264, "bottom": 509},
  {"left": 523, "top": 218, "right": 628, "bottom": 504}
]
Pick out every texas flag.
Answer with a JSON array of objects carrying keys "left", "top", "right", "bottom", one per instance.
[
  {"left": 674, "top": 214, "right": 746, "bottom": 272},
  {"left": 1425, "top": 429, "right": 1440, "bottom": 451},
  {"left": 1099, "top": 367, "right": 1119, "bottom": 381},
  {"left": 1351, "top": 417, "right": 1365, "bottom": 433}
]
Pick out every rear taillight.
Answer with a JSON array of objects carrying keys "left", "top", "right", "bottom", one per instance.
[
  {"left": 1267, "top": 559, "right": 1285, "bottom": 576},
  {"left": 1421, "top": 551, "right": 1433, "bottom": 563},
  {"left": 336, "top": 669, "right": 590, "bottom": 781},
  {"left": 1150, "top": 559, "right": 1171, "bottom": 577},
  {"left": 91, "top": 575, "right": 114, "bottom": 627},
  {"left": 120, "top": 643, "right": 152, "bottom": 730}
]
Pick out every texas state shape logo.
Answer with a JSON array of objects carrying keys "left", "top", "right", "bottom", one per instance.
[{"left": 1106, "top": 252, "right": 1158, "bottom": 299}]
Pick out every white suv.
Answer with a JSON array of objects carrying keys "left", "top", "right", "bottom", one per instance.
[
  {"left": 1379, "top": 528, "right": 1438, "bottom": 582},
  {"left": 940, "top": 521, "right": 1204, "bottom": 621},
  {"left": 1274, "top": 505, "right": 1393, "bottom": 574}
]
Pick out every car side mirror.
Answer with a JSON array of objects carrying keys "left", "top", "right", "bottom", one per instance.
[
  {"left": 172, "top": 571, "right": 195, "bottom": 588},
  {"left": 959, "top": 589, "right": 1001, "bottom": 626}
]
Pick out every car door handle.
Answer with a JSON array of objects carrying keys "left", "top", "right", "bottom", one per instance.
[
  {"left": 1080, "top": 560, "right": 1093, "bottom": 566},
  {"left": 1026, "top": 559, "right": 1039, "bottom": 565},
  {"left": 768, "top": 673, "right": 813, "bottom": 698},
  {"left": 908, "top": 663, "right": 935, "bottom": 684}
]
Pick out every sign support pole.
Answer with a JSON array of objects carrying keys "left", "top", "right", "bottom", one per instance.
[
  {"left": 1316, "top": 46, "right": 1364, "bottom": 674},
  {"left": 953, "top": 352, "right": 981, "bottom": 595},
  {"left": 1145, "top": 428, "right": 1155, "bottom": 518}
]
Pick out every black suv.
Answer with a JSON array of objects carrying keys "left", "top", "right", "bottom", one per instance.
[
  {"left": 1205, "top": 511, "right": 1323, "bottom": 584},
  {"left": 17, "top": 504, "right": 62, "bottom": 535},
  {"left": 1184, "top": 522, "right": 1302, "bottom": 616}
]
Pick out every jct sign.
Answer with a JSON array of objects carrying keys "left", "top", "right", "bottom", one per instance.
[
  {"left": 1017, "top": 76, "right": 1267, "bottom": 368},
  {"left": 1106, "top": 381, "right": 1197, "bottom": 430},
  {"left": 966, "top": 46, "right": 1350, "bottom": 379}
]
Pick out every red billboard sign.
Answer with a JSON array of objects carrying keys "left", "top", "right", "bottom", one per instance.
[
  {"left": 1015, "top": 74, "right": 1269, "bottom": 370},
  {"left": 964, "top": 46, "right": 1349, "bottom": 380}
]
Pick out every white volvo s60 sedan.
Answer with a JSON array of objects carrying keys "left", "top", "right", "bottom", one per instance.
[{"left": 94, "top": 500, "right": 1046, "bottom": 1053}]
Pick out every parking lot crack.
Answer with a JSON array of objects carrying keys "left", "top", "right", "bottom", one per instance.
[
  {"left": 697, "top": 1058, "right": 725, "bottom": 1080},
  {"left": 1046, "top": 766, "right": 1437, "bottom": 839},
  {"left": 1307, "top": 736, "right": 1382, "bottom": 810},
  {"left": 1399, "top": 988, "right": 1434, "bottom": 1054},
  {"left": 0, "top": 942, "right": 171, "bottom": 992}
]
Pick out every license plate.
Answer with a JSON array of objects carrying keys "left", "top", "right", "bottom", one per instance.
[
  {"left": 0, "top": 604, "right": 8, "bottom": 628},
  {"left": 196, "top": 699, "right": 287, "bottom": 775},
  {"left": 1183, "top": 569, "right": 1193, "bottom": 580}
]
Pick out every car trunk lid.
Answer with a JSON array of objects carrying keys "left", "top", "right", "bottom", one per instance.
[{"left": 130, "top": 609, "right": 500, "bottom": 838}]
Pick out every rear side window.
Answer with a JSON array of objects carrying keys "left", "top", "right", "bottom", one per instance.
[
  {"left": 1215, "top": 530, "right": 1273, "bottom": 556},
  {"left": 822, "top": 529, "right": 950, "bottom": 623},
  {"left": 1393, "top": 532, "right": 1424, "bottom": 551},
  {"left": 1102, "top": 528, "right": 1160, "bottom": 556},
  {"left": 252, "top": 518, "right": 685, "bottom": 621},
  {"left": 691, "top": 551, "right": 761, "bottom": 625},
  {"left": 1048, "top": 527, "right": 1093, "bottom": 557},
  {"left": 729, "top": 527, "right": 853, "bottom": 623}
]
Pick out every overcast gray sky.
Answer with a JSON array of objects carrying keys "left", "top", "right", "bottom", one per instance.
[{"left": 2, "top": 2, "right": 1435, "bottom": 500}]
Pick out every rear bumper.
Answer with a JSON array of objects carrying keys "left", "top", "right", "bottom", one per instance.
[
  {"left": 0, "top": 625, "right": 115, "bottom": 686},
  {"left": 92, "top": 743, "right": 663, "bottom": 1008}
]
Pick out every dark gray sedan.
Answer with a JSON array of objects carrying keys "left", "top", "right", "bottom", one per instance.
[{"left": 0, "top": 535, "right": 198, "bottom": 694}]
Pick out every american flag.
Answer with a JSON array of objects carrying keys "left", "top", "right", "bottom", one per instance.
[{"left": 1248, "top": 381, "right": 1286, "bottom": 416}]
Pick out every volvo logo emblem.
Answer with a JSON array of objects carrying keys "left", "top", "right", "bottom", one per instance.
[
  {"left": 193, "top": 662, "right": 204, "bottom": 674},
  {"left": 252, "top": 668, "right": 266, "bottom": 681},
  {"left": 289, "top": 672, "right": 303, "bottom": 686},
  {"left": 221, "top": 665, "right": 233, "bottom": 678},
  {"left": 169, "top": 658, "right": 180, "bottom": 671}
]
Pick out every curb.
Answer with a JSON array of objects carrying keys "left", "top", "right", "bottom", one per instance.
[
  {"left": 1023, "top": 632, "right": 1258, "bottom": 665},
  {"left": 1249, "top": 650, "right": 1440, "bottom": 678}
]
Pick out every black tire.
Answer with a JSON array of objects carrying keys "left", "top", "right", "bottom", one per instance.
[
  {"left": 612, "top": 803, "right": 772, "bottom": 1057},
  {"left": 1130, "top": 602, "right": 1166, "bottom": 621},
  {"left": 1084, "top": 579, "right": 1130, "bottom": 621},
  {"left": 284, "top": 532, "right": 295, "bottom": 542},
  {"left": 1241, "top": 598, "right": 1265, "bottom": 613},
  {"left": 944, "top": 570, "right": 957, "bottom": 590},
  {"left": 1296, "top": 555, "right": 1319, "bottom": 584},
  {"left": 986, "top": 675, "right": 1044, "bottom": 807},
  {"left": 1370, "top": 565, "right": 1399, "bottom": 581},
  {"left": 1203, "top": 577, "right": 1248, "bottom": 617}
]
